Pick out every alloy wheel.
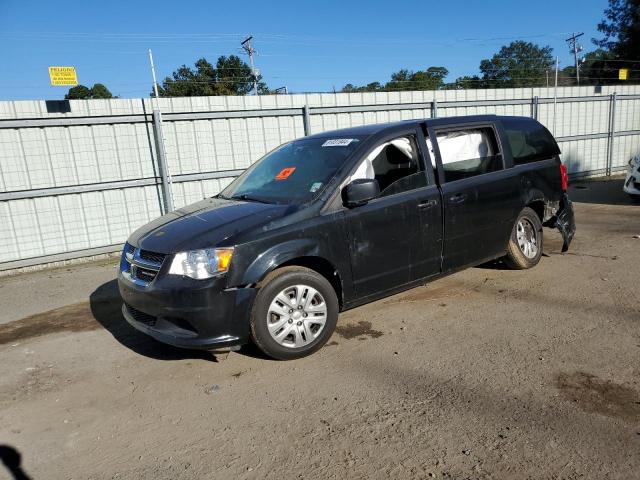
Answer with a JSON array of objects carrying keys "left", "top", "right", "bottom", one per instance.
[{"left": 516, "top": 218, "right": 539, "bottom": 259}]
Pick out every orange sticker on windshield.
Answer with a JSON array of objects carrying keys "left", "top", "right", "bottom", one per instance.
[{"left": 275, "top": 167, "right": 296, "bottom": 180}]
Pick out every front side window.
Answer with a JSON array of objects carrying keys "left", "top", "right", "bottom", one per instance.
[
  {"left": 347, "top": 135, "right": 426, "bottom": 197},
  {"left": 503, "top": 118, "right": 560, "bottom": 165},
  {"left": 434, "top": 127, "right": 502, "bottom": 182},
  {"left": 220, "top": 136, "right": 364, "bottom": 204}
]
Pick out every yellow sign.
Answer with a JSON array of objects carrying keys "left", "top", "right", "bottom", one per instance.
[
  {"left": 48, "top": 66, "right": 78, "bottom": 86},
  {"left": 619, "top": 68, "right": 629, "bottom": 81}
]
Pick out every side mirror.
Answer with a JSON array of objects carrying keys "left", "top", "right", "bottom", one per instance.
[{"left": 342, "top": 178, "right": 380, "bottom": 208}]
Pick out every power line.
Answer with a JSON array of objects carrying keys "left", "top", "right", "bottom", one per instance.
[{"left": 0, "top": 31, "right": 576, "bottom": 50}]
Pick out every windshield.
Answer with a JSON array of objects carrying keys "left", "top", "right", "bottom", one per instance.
[{"left": 219, "top": 136, "right": 364, "bottom": 204}]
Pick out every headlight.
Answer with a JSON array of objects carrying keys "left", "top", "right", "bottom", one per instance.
[
  {"left": 630, "top": 156, "right": 640, "bottom": 167},
  {"left": 168, "top": 247, "right": 234, "bottom": 279}
]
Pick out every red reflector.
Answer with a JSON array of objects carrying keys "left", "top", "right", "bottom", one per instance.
[{"left": 560, "top": 163, "right": 568, "bottom": 192}]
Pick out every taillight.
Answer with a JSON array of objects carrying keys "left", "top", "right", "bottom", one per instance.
[{"left": 560, "top": 163, "right": 568, "bottom": 192}]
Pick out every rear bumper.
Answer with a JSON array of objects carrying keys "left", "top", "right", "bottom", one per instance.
[
  {"left": 118, "top": 272, "right": 257, "bottom": 350},
  {"left": 554, "top": 194, "right": 576, "bottom": 252}
]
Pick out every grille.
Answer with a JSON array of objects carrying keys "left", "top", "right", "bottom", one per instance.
[
  {"left": 135, "top": 267, "right": 158, "bottom": 283},
  {"left": 121, "top": 244, "right": 165, "bottom": 285},
  {"left": 122, "top": 244, "right": 134, "bottom": 273},
  {"left": 125, "top": 304, "right": 157, "bottom": 326},
  {"left": 139, "top": 249, "right": 166, "bottom": 265}
]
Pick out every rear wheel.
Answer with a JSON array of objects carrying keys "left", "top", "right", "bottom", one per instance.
[
  {"left": 250, "top": 266, "right": 338, "bottom": 360},
  {"left": 504, "top": 207, "right": 543, "bottom": 269}
]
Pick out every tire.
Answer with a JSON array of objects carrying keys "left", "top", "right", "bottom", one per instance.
[
  {"left": 250, "top": 266, "right": 339, "bottom": 360},
  {"left": 503, "top": 207, "right": 543, "bottom": 270},
  {"left": 628, "top": 193, "right": 640, "bottom": 203}
]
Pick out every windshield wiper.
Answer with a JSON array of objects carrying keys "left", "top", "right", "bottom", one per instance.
[{"left": 230, "top": 194, "right": 273, "bottom": 204}]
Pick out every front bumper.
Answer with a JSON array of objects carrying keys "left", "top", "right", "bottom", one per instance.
[{"left": 118, "top": 271, "right": 257, "bottom": 350}]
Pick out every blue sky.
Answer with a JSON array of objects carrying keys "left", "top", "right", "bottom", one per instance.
[{"left": 0, "top": 0, "right": 609, "bottom": 100}]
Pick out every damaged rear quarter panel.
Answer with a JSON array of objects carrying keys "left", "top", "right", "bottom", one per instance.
[{"left": 510, "top": 157, "right": 575, "bottom": 252}]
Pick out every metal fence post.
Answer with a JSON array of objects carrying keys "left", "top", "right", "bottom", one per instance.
[
  {"left": 302, "top": 105, "right": 311, "bottom": 136},
  {"left": 152, "top": 109, "right": 174, "bottom": 213},
  {"left": 431, "top": 99, "right": 438, "bottom": 118},
  {"left": 606, "top": 92, "right": 617, "bottom": 177},
  {"left": 532, "top": 96, "right": 539, "bottom": 120}
]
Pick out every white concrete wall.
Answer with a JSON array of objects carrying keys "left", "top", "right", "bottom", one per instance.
[{"left": 1, "top": 85, "right": 639, "bottom": 267}]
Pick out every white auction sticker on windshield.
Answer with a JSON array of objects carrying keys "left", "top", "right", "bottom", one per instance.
[{"left": 322, "top": 138, "right": 354, "bottom": 147}]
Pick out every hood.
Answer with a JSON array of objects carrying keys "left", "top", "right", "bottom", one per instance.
[{"left": 128, "top": 197, "right": 291, "bottom": 253}]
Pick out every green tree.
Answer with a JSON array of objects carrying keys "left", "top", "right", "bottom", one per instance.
[
  {"left": 385, "top": 67, "right": 449, "bottom": 91},
  {"left": 479, "top": 41, "right": 554, "bottom": 87},
  {"left": 89, "top": 83, "right": 113, "bottom": 99},
  {"left": 341, "top": 66, "right": 449, "bottom": 92},
  {"left": 385, "top": 69, "right": 411, "bottom": 90},
  {"left": 448, "top": 75, "right": 483, "bottom": 89},
  {"left": 593, "top": 0, "right": 640, "bottom": 60},
  {"left": 65, "top": 83, "right": 113, "bottom": 99},
  {"left": 341, "top": 82, "right": 383, "bottom": 93},
  {"left": 560, "top": 49, "right": 621, "bottom": 85},
  {"left": 156, "top": 55, "right": 268, "bottom": 97},
  {"left": 584, "top": 49, "right": 622, "bottom": 84},
  {"left": 65, "top": 85, "right": 92, "bottom": 99}
]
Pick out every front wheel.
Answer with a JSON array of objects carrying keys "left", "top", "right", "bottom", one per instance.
[
  {"left": 503, "top": 207, "right": 543, "bottom": 269},
  {"left": 250, "top": 266, "right": 339, "bottom": 360}
]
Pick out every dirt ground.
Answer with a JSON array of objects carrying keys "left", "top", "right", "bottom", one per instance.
[{"left": 0, "top": 179, "right": 639, "bottom": 480}]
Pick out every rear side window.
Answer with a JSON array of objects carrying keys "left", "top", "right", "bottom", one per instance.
[
  {"left": 504, "top": 118, "right": 560, "bottom": 165},
  {"left": 432, "top": 126, "right": 502, "bottom": 182}
]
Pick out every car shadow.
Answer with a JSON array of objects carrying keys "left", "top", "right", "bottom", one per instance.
[
  {"left": 475, "top": 258, "right": 509, "bottom": 270},
  {"left": 237, "top": 342, "right": 273, "bottom": 361},
  {"left": 89, "top": 280, "right": 215, "bottom": 362},
  {"left": 0, "top": 445, "right": 31, "bottom": 480},
  {"left": 568, "top": 177, "right": 638, "bottom": 206},
  {"left": 475, "top": 251, "right": 555, "bottom": 270}
]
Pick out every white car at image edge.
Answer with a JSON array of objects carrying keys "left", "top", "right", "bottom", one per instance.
[{"left": 623, "top": 155, "right": 640, "bottom": 200}]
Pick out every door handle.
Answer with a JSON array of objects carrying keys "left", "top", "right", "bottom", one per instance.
[
  {"left": 418, "top": 199, "right": 437, "bottom": 209},
  {"left": 448, "top": 193, "right": 468, "bottom": 203}
]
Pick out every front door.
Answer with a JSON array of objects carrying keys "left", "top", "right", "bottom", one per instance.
[{"left": 342, "top": 130, "right": 442, "bottom": 299}]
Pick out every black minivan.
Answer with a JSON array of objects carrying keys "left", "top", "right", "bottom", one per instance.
[{"left": 118, "top": 115, "right": 575, "bottom": 360}]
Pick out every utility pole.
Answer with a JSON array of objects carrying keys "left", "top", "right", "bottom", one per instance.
[
  {"left": 148, "top": 49, "right": 174, "bottom": 213},
  {"left": 565, "top": 32, "right": 584, "bottom": 85},
  {"left": 241, "top": 36, "right": 258, "bottom": 96},
  {"left": 148, "top": 49, "right": 161, "bottom": 109}
]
